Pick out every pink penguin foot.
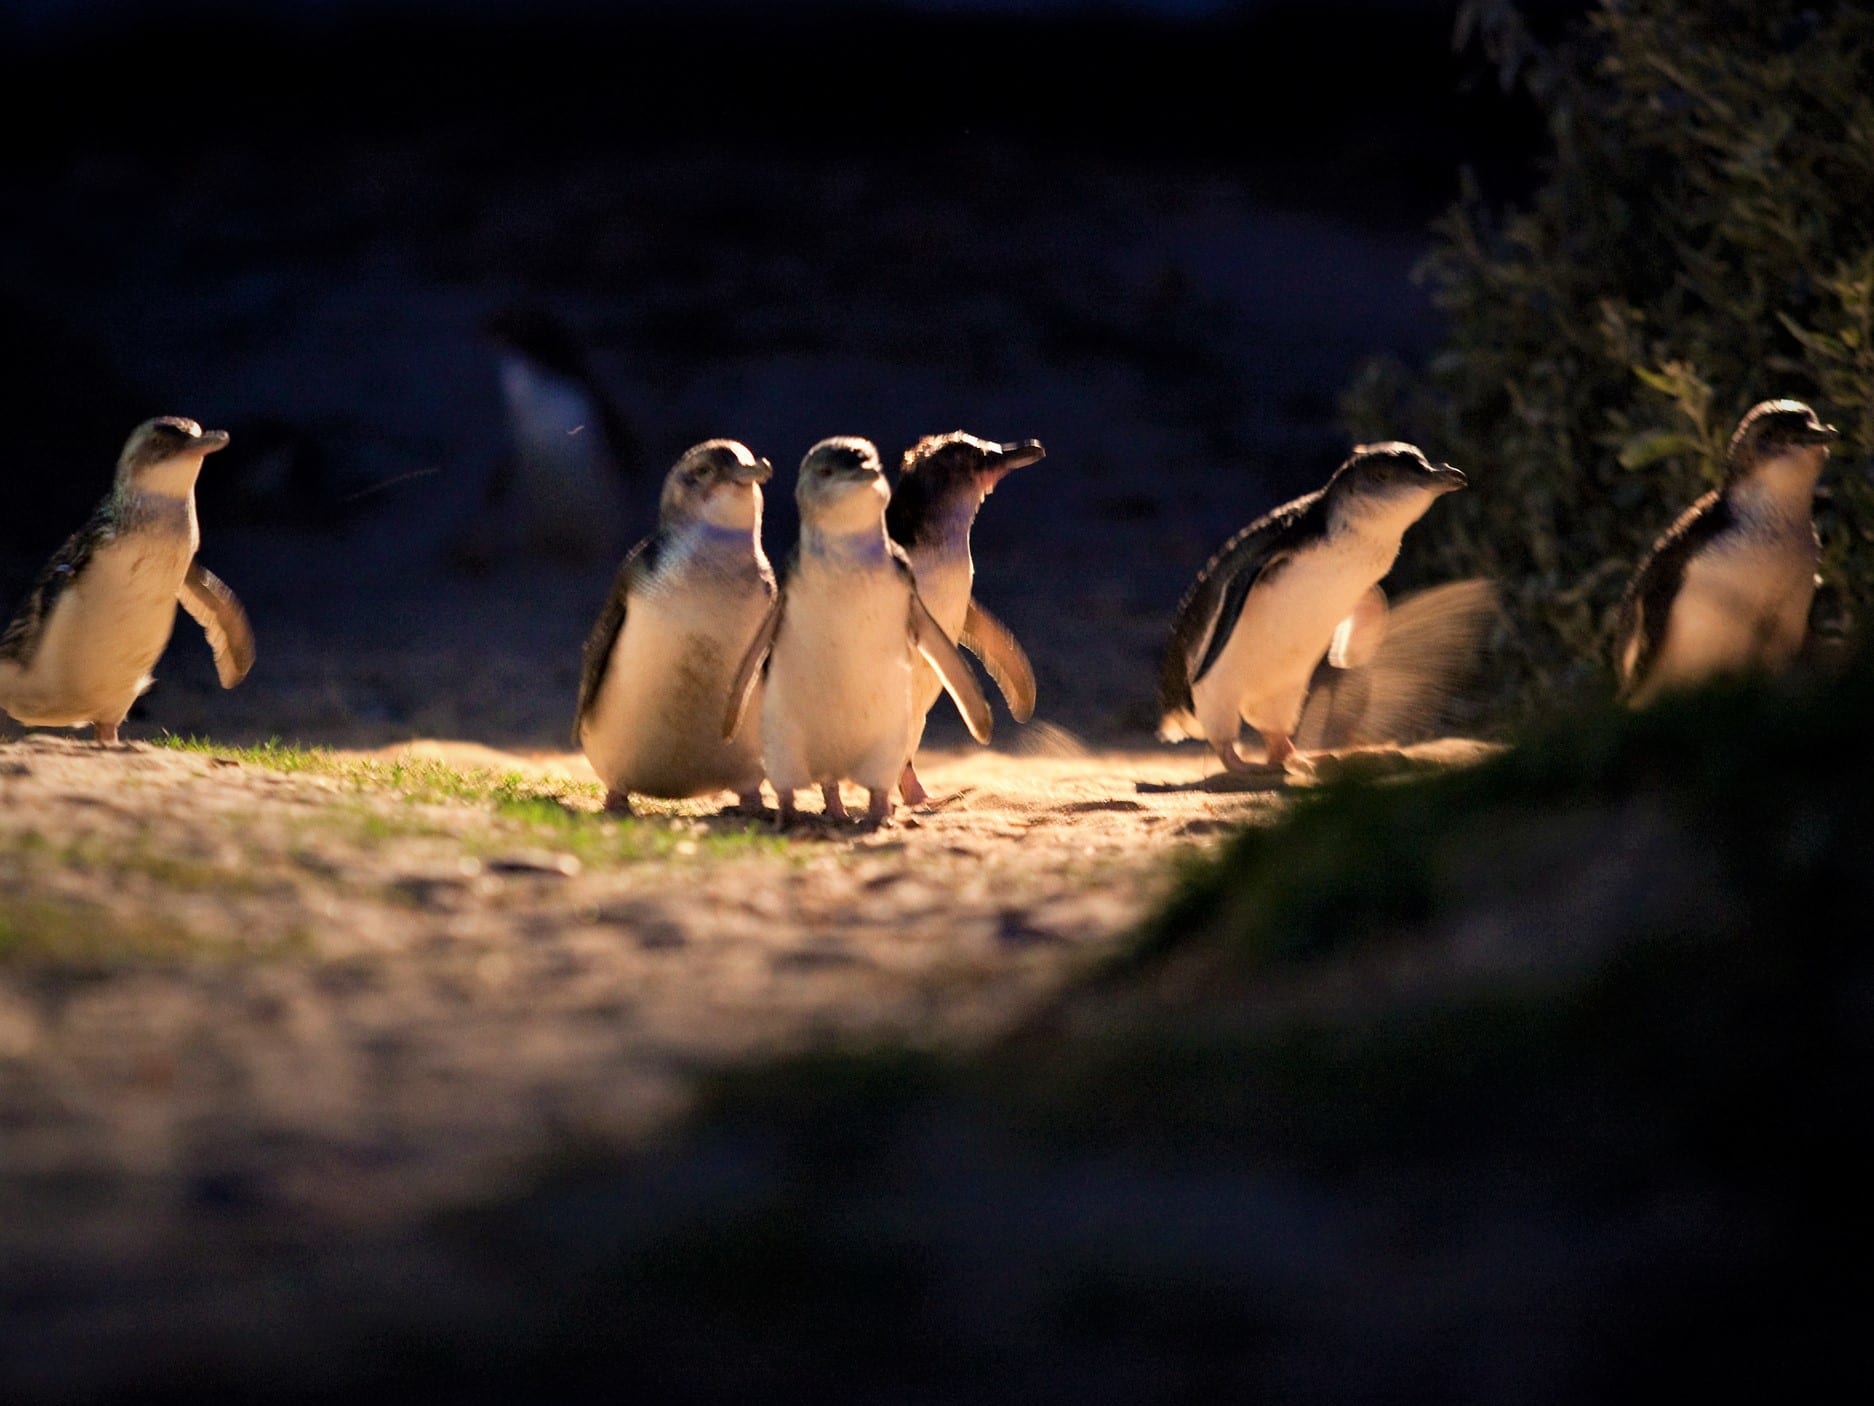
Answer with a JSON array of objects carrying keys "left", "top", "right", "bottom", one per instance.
[
  {"left": 899, "top": 761, "right": 930, "bottom": 807},
  {"left": 864, "top": 788, "right": 893, "bottom": 829}
]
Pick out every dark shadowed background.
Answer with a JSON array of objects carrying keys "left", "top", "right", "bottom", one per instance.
[
  {"left": 1, "top": 0, "right": 1567, "bottom": 749},
  {"left": 21, "top": 9, "right": 1862, "bottom": 1406}
]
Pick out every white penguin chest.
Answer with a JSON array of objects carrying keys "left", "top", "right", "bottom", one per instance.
[
  {"left": 1662, "top": 525, "right": 1817, "bottom": 673},
  {"left": 9, "top": 530, "right": 195, "bottom": 722},
  {"left": 764, "top": 559, "right": 916, "bottom": 781},
  {"left": 1211, "top": 536, "right": 1397, "bottom": 691},
  {"left": 581, "top": 574, "right": 770, "bottom": 796}
]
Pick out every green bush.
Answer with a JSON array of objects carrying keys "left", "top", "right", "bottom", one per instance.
[{"left": 1346, "top": 0, "right": 1874, "bottom": 716}]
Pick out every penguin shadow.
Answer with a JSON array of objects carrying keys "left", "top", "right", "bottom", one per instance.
[
  {"left": 1135, "top": 762, "right": 1294, "bottom": 797},
  {"left": 705, "top": 798, "right": 807, "bottom": 837},
  {"left": 722, "top": 784, "right": 976, "bottom": 839},
  {"left": 762, "top": 807, "right": 911, "bottom": 841},
  {"left": 1137, "top": 744, "right": 1464, "bottom": 796},
  {"left": 772, "top": 819, "right": 894, "bottom": 842},
  {"left": 905, "top": 786, "right": 976, "bottom": 815},
  {"left": 603, "top": 795, "right": 900, "bottom": 841},
  {"left": 0, "top": 726, "right": 135, "bottom": 757},
  {"left": 522, "top": 792, "right": 776, "bottom": 839}
]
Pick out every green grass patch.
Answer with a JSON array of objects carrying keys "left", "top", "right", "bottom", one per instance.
[
  {"left": 155, "top": 733, "right": 604, "bottom": 807},
  {"left": 155, "top": 733, "right": 791, "bottom": 866},
  {"left": 482, "top": 793, "right": 791, "bottom": 865}
]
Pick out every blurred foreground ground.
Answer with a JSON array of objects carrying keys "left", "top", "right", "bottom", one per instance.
[{"left": 0, "top": 732, "right": 1489, "bottom": 1401}]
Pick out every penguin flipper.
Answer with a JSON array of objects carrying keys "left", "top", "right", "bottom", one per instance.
[
  {"left": 1327, "top": 585, "right": 1388, "bottom": 669},
  {"left": 573, "top": 535, "right": 660, "bottom": 743},
  {"left": 0, "top": 503, "right": 113, "bottom": 667},
  {"left": 1613, "top": 491, "right": 1727, "bottom": 705},
  {"left": 912, "top": 594, "right": 993, "bottom": 745},
  {"left": 1297, "top": 578, "right": 1500, "bottom": 749},
  {"left": 1159, "top": 490, "right": 1329, "bottom": 728},
  {"left": 179, "top": 561, "right": 256, "bottom": 689},
  {"left": 960, "top": 599, "right": 1036, "bottom": 722},
  {"left": 723, "top": 595, "right": 783, "bottom": 741}
]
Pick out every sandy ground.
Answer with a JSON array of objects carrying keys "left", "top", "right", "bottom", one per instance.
[
  {"left": 0, "top": 745, "right": 1175, "bottom": 1238},
  {"left": 0, "top": 731, "right": 1491, "bottom": 1311},
  {"left": 0, "top": 725, "right": 1502, "bottom": 1402}
]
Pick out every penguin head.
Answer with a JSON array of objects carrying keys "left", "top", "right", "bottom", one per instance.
[
  {"left": 1727, "top": 399, "right": 1836, "bottom": 495},
  {"left": 797, "top": 436, "right": 888, "bottom": 530},
  {"left": 1327, "top": 441, "right": 1465, "bottom": 532},
  {"left": 899, "top": 431, "right": 1047, "bottom": 506},
  {"left": 479, "top": 305, "right": 591, "bottom": 381},
  {"left": 116, "top": 416, "right": 229, "bottom": 495},
  {"left": 660, "top": 438, "right": 772, "bottom": 531}
]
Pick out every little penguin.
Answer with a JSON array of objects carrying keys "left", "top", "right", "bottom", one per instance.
[
  {"left": 1157, "top": 442, "right": 1466, "bottom": 773},
  {"left": 458, "top": 304, "right": 644, "bottom": 569},
  {"left": 724, "top": 436, "right": 993, "bottom": 828},
  {"left": 1614, "top": 398, "right": 1837, "bottom": 708},
  {"left": 574, "top": 440, "right": 777, "bottom": 814},
  {"left": 0, "top": 417, "right": 255, "bottom": 744},
  {"left": 886, "top": 430, "right": 1045, "bottom": 805}
]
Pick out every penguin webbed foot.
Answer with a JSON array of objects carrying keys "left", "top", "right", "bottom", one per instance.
[
  {"left": 1214, "top": 739, "right": 1275, "bottom": 775},
  {"left": 1210, "top": 733, "right": 1296, "bottom": 788},
  {"left": 862, "top": 789, "right": 894, "bottom": 830},
  {"left": 898, "top": 761, "right": 931, "bottom": 807},
  {"left": 94, "top": 722, "right": 121, "bottom": 746},
  {"left": 768, "top": 785, "right": 895, "bottom": 832},
  {"left": 719, "top": 787, "right": 768, "bottom": 819},
  {"left": 603, "top": 789, "right": 633, "bottom": 815}
]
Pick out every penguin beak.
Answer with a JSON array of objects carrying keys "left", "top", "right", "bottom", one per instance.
[
  {"left": 195, "top": 429, "right": 231, "bottom": 455},
  {"left": 1434, "top": 463, "right": 1466, "bottom": 492},
  {"left": 1801, "top": 423, "right": 1840, "bottom": 447},
  {"left": 732, "top": 456, "right": 773, "bottom": 486},
  {"left": 993, "top": 439, "right": 1046, "bottom": 470},
  {"left": 984, "top": 439, "right": 1046, "bottom": 490}
]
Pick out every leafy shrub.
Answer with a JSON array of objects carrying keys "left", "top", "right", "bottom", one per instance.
[{"left": 1345, "top": 0, "right": 1874, "bottom": 715}]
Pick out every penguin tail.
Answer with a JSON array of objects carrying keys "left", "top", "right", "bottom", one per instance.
[{"left": 1157, "top": 708, "right": 1199, "bottom": 743}]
